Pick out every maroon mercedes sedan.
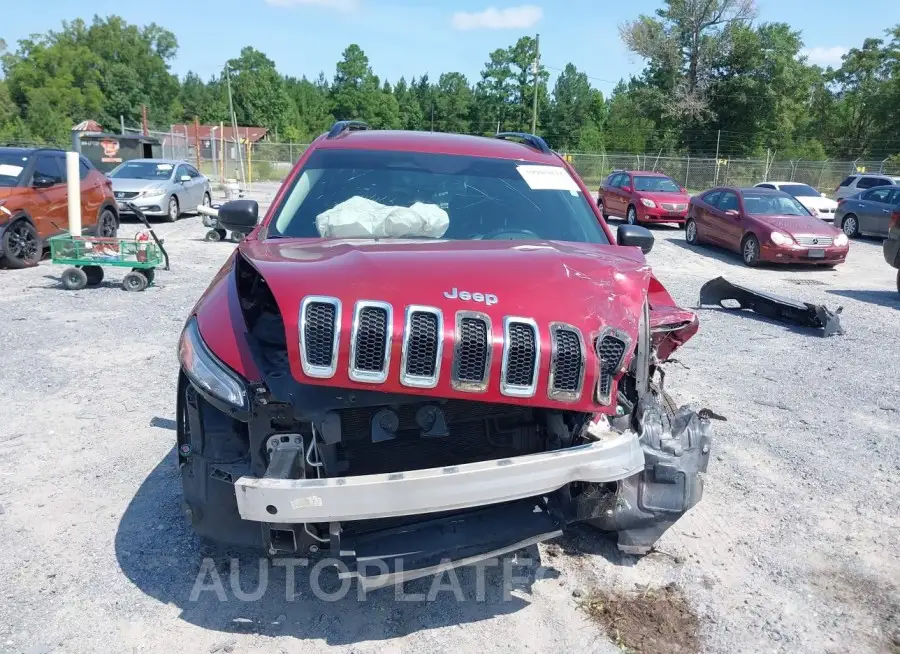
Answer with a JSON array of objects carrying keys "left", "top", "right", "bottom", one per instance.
[{"left": 685, "top": 186, "right": 849, "bottom": 267}]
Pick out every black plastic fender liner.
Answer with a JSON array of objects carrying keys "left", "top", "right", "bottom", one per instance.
[{"left": 698, "top": 276, "right": 845, "bottom": 337}]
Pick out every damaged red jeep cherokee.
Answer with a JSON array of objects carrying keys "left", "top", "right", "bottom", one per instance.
[{"left": 176, "top": 122, "right": 713, "bottom": 588}]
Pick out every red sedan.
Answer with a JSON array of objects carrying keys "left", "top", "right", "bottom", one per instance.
[
  {"left": 598, "top": 170, "right": 690, "bottom": 226},
  {"left": 685, "top": 186, "right": 850, "bottom": 267}
]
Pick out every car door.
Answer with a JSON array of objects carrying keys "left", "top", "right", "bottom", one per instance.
[
  {"left": 713, "top": 191, "right": 743, "bottom": 249},
  {"left": 693, "top": 191, "right": 721, "bottom": 242},
  {"left": 72, "top": 155, "right": 103, "bottom": 232},
  {"left": 185, "top": 164, "right": 205, "bottom": 208},
  {"left": 603, "top": 174, "right": 621, "bottom": 215},
  {"left": 174, "top": 164, "right": 192, "bottom": 208},
  {"left": 856, "top": 187, "right": 894, "bottom": 234},
  {"left": 28, "top": 153, "right": 69, "bottom": 239}
]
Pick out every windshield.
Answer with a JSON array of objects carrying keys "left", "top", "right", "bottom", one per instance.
[
  {"left": 779, "top": 184, "right": 821, "bottom": 198},
  {"left": 742, "top": 193, "right": 811, "bottom": 216},
  {"left": 633, "top": 175, "right": 681, "bottom": 192},
  {"left": 0, "top": 152, "right": 29, "bottom": 188},
  {"left": 109, "top": 161, "right": 174, "bottom": 180},
  {"left": 269, "top": 149, "right": 610, "bottom": 244}
]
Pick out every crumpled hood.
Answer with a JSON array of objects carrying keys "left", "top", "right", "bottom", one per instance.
[{"left": 240, "top": 237, "right": 653, "bottom": 334}]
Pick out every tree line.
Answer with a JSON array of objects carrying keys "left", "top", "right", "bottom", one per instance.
[{"left": 1, "top": 3, "right": 899, "bottom": 161}]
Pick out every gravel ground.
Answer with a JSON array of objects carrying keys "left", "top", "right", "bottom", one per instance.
[{"left": 0, "top": 189, "right": 898, "bottom": 654}]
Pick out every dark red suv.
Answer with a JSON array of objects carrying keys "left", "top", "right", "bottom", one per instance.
[
  {"left": 598, "top": 170, "right": 690, "bottom": 226},
  {"left": 175, "top": 124, "right": 712, "bottom": 586}
]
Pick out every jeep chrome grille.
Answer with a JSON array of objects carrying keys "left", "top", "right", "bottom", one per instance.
[
  {"left": 350, "top": 301, "right": 392, "bottom": 383},
  {"left": 298, "top": 296, "right": 628, "bottom": 405},
  {"left": 549, "top": 324, "right": 585, "bottom": 402},
  {"left": 299, "top": 296, "right": 341, "bottom": 378},
  {"left": 595, "top": 331, "right": 629, "bottom": 405},
  {"left": 501, "top": 318, "right": 540, "bottom": 397},
  {"left": 452, "top": 313, "right": 491, "bottom": 392},
  {"left": 400, "top": 306, "right": 443, "bottom": 388}
]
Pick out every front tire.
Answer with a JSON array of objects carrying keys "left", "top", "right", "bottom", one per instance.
[
  {"left": 122, "top": 271, "right": 149, "bottom": 292},
  {"left": 841, "top": 214, "right": 859, "bottom": 238},
  {"left": 165, "top": 196, "right": 180, "bottom": 223},
  {"left": 685, "top": 218, "right": 699, "bottom": 245},
  {"left": 61, "top": 266, "right": 88, "bottom": 290},
  {"left": 2, "top": 220, "right": 42, "bottom": 269},
  {"left": 626, "top": 205, "right": 638, "bottom": 225},
  {"left": 83, "top": 265, "right": 104, "bottom": 286},
  {"left": 598, "top": 198, "right": 609, "bottom": 220},
  {"left": 201, "top": 192, "right": 211, "bottom": 209},
  {"left": 741, "top": 234, "right": 761, "bottom": 267}
]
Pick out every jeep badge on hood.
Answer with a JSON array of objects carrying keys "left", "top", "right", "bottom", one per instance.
[{"left": 443, "top": 287, "right": 498, "bottom": 305}]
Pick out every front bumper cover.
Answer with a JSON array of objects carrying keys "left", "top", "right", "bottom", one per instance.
[{"left": 235, "top": 432, "right": 645, "bottom": 523}]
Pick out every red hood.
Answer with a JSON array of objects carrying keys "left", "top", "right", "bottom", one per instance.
[
  {"left": 638, "top": 191, "right": 690, "bottom": 205},
  {"left": 196, "top": 238, "right": 697, "bottom": 412},
  {"left": 750, "top": 213, "right": 840, "bottom": 237}
]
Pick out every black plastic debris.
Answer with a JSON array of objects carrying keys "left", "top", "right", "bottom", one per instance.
[{"left": 699, "top": 276, "right": 845, "bottom": 337}]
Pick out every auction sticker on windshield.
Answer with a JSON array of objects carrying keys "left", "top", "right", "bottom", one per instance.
[{"left": 516, "top": 165, "right": 580, "bottom": 192}]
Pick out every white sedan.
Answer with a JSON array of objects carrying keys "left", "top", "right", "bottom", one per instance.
[{"left": 754, "top": 182, "right": 838, "bottom": 221}]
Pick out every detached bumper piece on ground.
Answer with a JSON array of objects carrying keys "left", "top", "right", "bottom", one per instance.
[{"left": 699, "top": 276, "right": 845, "bottom": 337}]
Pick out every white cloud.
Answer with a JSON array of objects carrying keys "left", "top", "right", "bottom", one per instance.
[
  {"left": 801, "top": 46, "right": 849, "bottom": 67},
  {"left": 452, "top": 5, "right": 543, "bottom": 31},
  {"left": 265, "top": 0, "right": 359, "bottom": 11}
]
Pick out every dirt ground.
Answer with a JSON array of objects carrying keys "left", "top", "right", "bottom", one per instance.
[{"left": 0, "top": 185, "right": 898, "bottom": 654}]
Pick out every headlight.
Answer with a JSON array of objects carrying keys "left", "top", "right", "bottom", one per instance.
[
  {"left": 138, "top": 187, "right": 166, "bottom": 198},
  {"left": 178, "top": 317, "right": 248, "bottom": 409},
  {"left": 770, "top": 232, "right": 792, "bottom": 246},
  {"left": 640, "top": 198, "right": 656, "bottom": 208},
  {"left": 833, "top": 233, "right": 849, "bottom": 247}
]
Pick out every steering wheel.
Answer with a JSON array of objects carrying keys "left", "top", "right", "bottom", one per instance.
[{"left": 476, "top": 228, "right": 541, "bottom": 241}]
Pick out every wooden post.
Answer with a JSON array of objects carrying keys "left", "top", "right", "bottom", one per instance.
[
  {"left": 141, "top": 105, "right": 149, "bottom": 137},
  {"left": 219, "top": 121, "right": 225, "bottom": 180},
  {"left": 247, "top": 139, "right": 252, "bottom": 187},
  {"left": 194, "top": 116, "right": 202, "bottom": 170}
]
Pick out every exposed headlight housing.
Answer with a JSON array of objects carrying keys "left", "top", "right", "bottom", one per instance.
[
  {"left": 833, "top": 233, "right": 849, "bottom": 247},
  {"left": 770, "top": 232, "right": 792, "bottom": 246},
  {"left": 640, "top": 198, "right": 657, "bottom": 208},
  {"left": 178, "top": 317, "right": 248, "bottom": 409}
]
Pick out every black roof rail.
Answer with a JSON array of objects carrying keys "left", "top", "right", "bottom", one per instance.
[
  {"left": 327, "top": 120, "right": 371, "bottom": 139},
  {"left": 494, "top": 132, "right": 551, "bottom": 154}
]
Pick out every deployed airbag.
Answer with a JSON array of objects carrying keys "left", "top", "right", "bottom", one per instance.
[{"left": 315, "top": 196, "right": 450, "bottom": 239}]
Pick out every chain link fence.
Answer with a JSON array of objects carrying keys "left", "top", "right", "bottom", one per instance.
[
  {"left": 113, "top": 131, "right": 900, "bottom": 196},
  {"left": 567, "top": 152, "right": 900, "bottom": 195}
]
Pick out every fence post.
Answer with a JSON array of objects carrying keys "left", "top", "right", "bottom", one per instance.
[
  {"left": 685, "top": 154, "right": 690, "bottom": 189},
  {"left": 817, "top": 159, "right": 829, "bottom": 190},
  {"left": 880, "top": 158, "right": 888, "bottom": 173},
  {"left": 290, "top": 142, "right": 293, "bottom": 164}
]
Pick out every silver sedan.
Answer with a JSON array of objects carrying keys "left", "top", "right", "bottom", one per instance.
[{"left": 108, "top": 159, "right": 211, "bottom": 222}]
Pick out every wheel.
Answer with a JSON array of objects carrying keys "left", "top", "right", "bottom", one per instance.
[
  {"left": 1, "top": 220, "right": 41, "bottom": 269},
  {"left": 741, "top": 234, "right": 761, "bottom": 267},
  {"left": 201, "top": 192, "right": 211, "bottom": 209},
  {"left": 204, "top": 229, "right": 222, "bottom": 242},
  {"left": 135, "top": 267, "right": 155, "bottom": 285},
  {"left": 626, "top": 205, "right": 638, "bottom": 225},
  {"left": 896, "top": 269, "right": 900, "bottom": 297},
  {"left": 231, "top": 231, "right": 246, "bottom": 243},
  {"left": 122, "top": 271, "right": 149, "bottom": 292},
  {"left": 61, "top": 266, "right": 88, "bottom": 290},
  {"left": 841, "top": 214, "right": 859, "bottom": 238},
  {"left": 598, "top": 198, "right": 609, "bottom": 220},
  {"left": 165, "top": 196, "right": 180, "bottom": 223},
  {"left": 83, "top": 265, "right": 104, "bottom": 286},
  {"left": 96, "top": 208, "right": 118, "bottom": 238},
  {"left": 685, "top": 218, "right": 699, "bottom": 245}
]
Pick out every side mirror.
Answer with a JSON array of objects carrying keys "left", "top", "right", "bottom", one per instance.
[
  {"left": 680, "top": 186, "right": 687, "bottom": 193},
  {"left": 32, "top": 176, "right": 55, "bottom": 189},
  {"left": 180, "top": 175, "right": 191, "bottom": 183},
  {"left": 617, "top": 224, "right": 654, "bottom": 254},
  {"left": 218, "top": 199, "right": 259, "bottom": 234},
  {"left": 621, "top": 186, "right": 633, "bottom": 193}
]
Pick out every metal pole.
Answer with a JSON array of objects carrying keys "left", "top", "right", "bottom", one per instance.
[
  {"left": 220, "top": 121, "right": 225, "bottom": 180},
  {"left": 120, "top": 115, "right": 125, "bottom": 135},
  {"left": 66, "top": 152, "right": 82, "bottom": 236},
  {"left": 531, "top": 33, "right": 540, "bottom": 134},
  {"left": 210, "top": 127, "right": 218, "bottom": 182},
  {"left": 685, "top": 154, "right": 690, "bottom": 188},
  {"left": 194, "top": 116, "right": 202, "bottom": 170}
]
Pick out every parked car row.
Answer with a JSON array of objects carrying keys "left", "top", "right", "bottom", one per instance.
[{"left": 0, "top": 148, "right": 211, "bottom": 268}]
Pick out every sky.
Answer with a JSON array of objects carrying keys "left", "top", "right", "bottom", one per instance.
[{"left": 3, "top": 0, "right": 900, "bottom": 97}]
